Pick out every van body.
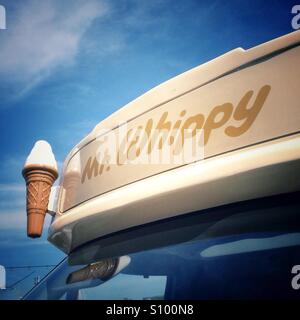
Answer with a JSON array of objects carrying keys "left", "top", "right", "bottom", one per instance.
[{"left": 24, "top": 31, "right": 300, "bottom": 300}]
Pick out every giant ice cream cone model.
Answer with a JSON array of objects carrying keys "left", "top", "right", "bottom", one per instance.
[{"left": 22, "top": 141, "right": 58, "bottom": 238}]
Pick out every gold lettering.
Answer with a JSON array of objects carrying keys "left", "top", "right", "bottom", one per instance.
[
  {"left": 81, "top": 156, "right": 99, "bottom": 184},
  {"left": 204, "top": 103, "right": 233, "bottom": 145},
  {"left": 148, "top": 111, "right": 171, "bottom": 152},
  {"left": 126, "top": 126, "right": 143, "bottom": 161},
  {"left": 173, "top": 113, "right": 205, "bottom": 155},
  {"left": 80, "top": 85, "right": 271, "bottom": 183},
  {"left": 169, "top": 110, "right": 186, "bottom": 145},
  {"left": 141, "top": 118, "right": 154, "bottom": 154},
  {"left": 225, "top": 85, "right": 271, "bottom": 137}
]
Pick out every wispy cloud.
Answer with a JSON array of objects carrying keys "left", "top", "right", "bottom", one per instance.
[
  {"left": 0, "top": 184, "right": 25, "bottom": 193},
  {"left": 0, "top": 184, "right": 25, "bottom": 210},
  {"left": 0, "top": 238, "right": 49, "bottom": 247},
  {"left": 0, "top": 155, "right": 26, "bottom": 182},
  {"left": 0, "top": 209, "right": 52, "bottom": 231},
  {"left": 0, "top": 0, "right": 109, "bottom": 102},
  {"left": 0, "top": 210, "right": 26, "bottom": 230},
  {"left": 0, "top": 152, "right": 63, "bottom": 183},
  {"left": 55, "top": 119, "right": 97, "bottom": 150}
]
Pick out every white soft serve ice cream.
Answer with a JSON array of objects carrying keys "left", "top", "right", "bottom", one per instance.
[{"left": 24, "top": 140, "right": 58, "bottom": 172}]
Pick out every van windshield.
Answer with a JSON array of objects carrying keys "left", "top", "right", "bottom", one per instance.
[{"left": 23, "top": 192, "right": 300, "bottom": 300}]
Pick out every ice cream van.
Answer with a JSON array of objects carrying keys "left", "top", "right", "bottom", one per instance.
[{"left": 22, "top": 31, "right": 300, "bottom": 300}]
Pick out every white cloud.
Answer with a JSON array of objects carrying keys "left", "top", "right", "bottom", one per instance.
[
  {"left": 0, "top": 238, "right": 49, "bottom": 247},
  {"left": 55, "top": 119, "right": 97, "bottom": 147},
  {"left": 0, "top": 184, "right": 26, "bottom": 210},
  {"left": 0, "top": 210, "right": 26, "bottom": 229},
  {"left": 0, "top": 152, "right": 64, "bottom": 182},
  {"left": 0, "top": 184, "right": 25, "bottom": 192},
  {"left": 0, "top": 155, "right": 27, "bottom": 182},
  {"left": 0, "top": 209, "right": 52, "bottom": 230},
  {"left": 0, "top": 0, "right": 108, "bottom": 99}
]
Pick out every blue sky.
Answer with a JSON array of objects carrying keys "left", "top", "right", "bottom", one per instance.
[{"left": 0, "top": 0, "right": 298, "bottom": 297}]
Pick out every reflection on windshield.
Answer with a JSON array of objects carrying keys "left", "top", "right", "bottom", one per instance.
[
  {"left": 24, "top": 192, "right": 300, "bottom": 300},
  {"left": 200, "top": 233, "right": 300, "bottom": 257},
  {"left": 67, "top": 256, "right": 130, "bottom": 284}
]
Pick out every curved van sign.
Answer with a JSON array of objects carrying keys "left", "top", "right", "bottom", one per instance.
[{"left": 59, "top": 43, "right": 300, "bottom": 212}]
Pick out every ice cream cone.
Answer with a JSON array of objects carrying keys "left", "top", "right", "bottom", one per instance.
[
  {"left": 22, "top": 140, "right": 59, "bottom": 238},
  {"left": 22, "top": 165, "right": 58, "bottom": 238}
]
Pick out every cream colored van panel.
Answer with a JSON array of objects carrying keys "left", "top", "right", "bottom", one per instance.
[
  {"left": 59, "top": 45, "right": 300, "bottom": 212},
  {"left": 48, "top": 31, "right": 300, "bottom": 253},
  {"left": 49, "top": 134, "right": 300, "bottom": 253}
]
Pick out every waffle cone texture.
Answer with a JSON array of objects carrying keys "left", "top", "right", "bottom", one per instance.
[{"left": 22, "top": 165, "right": 58, "bottom": 238}]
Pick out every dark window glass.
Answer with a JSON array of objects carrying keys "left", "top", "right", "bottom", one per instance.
[{"left": 24, "top": 193, "right": 300, "bottom": 300}]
